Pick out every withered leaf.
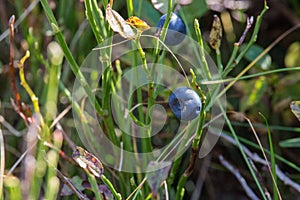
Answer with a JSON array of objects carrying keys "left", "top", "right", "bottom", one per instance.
[
  {"left": 106, "top": 4, "right": 135, "bottom": 39},
  {"left": 72, "top": 146, "right": 104, "bottom": 177},
  {"left": 126, "top": 16, "right": 150, "bottom": 32},
  {"left": 209, "top": 15, "right": 222, "bottom": 50}
]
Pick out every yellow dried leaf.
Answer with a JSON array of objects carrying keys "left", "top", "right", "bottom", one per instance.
[{"left": 126, "top": 16, "right": 150, "bottom": 32}]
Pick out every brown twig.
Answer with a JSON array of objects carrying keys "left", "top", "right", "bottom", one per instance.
[
  {"left": 227, "top": 111, "right": 282, "bottom": 199},
  {"left": 43, "top": 140, "right": 76, "bottom": 165},
  {"left": 219, "top": 155, "right": 260, "bottom": 200},
  {"left": 248, "top": 158, "right": 272, "bottom": 199},
  {"left": 183, "top": 148, "right": 198, "bottom": 177},
  {"left": 9, "top": 15, "right": 31, "bottom": 124},
  {"left": 9, "top": 15, "right": 21, "bottom": 110},
  {"left": 210, "top": 130, "right": 300, "bottom": 193},
  {"left": 237, "top": 16, "right": 254, "bottom": 46},
  {"left": 53, "top": 160, "right": 89, "bottom": 200}
]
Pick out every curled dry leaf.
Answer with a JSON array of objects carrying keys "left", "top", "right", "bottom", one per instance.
[
  {"left": 126, "top": 16, "right": 150, "bottom": 32},
  {"left": 106, "top": 4, "right": 135, "bottom": 39},
  {"left": 72, "top": 146, "right": 104, "bottom": 177}
]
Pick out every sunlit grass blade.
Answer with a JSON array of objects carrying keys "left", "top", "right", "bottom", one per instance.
[
  {"left": 221, "top": 107, "right": 268, "bottom": 200},
  {"left": 260, "top": 112, "right": 278, "bottom": 200}
]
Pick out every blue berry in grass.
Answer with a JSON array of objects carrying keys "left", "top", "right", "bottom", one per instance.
[
  {"left": 156, "top": 13, "right": 186, "bottom": 46},
  {"left": 168, "top": 87, "right": 202, "bottom": 121}
]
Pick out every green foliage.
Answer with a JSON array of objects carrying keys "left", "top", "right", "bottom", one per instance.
[
  {"left": 1, "top": 0, "right": 300, "bottom": 199},
  {"left": 280, "top": 137, "right": 300, "bottom": 148}
]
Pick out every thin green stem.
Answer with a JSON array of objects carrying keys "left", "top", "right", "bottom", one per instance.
[
  {"left": 221, "top": 104, "right": 267, "bottom": 200},
  {"left": 101, "top": 175, "right": 122, "bottom": 200},
  {"left": 201, "top": 66, "right": 300, "bottom": 85},
  {"left": 174, "top": 20, "right": 213, "bottom": 198},
  {"left": 29, "top": 140, "right": 48, "bottom": 199},
  {"left": 223, "top": 43, "right": 239, "bottom": 76},
  {"left": 235, "top": 1, "right": 268, "bottom": 64},
  {"left": 216, "top": 48, "right": 223, "bottom": 72},
  {"left": 192, "top": 112, "right": 206, "bottom": 150},
  {"left": 87, "top": 172, "right": 102, "bottom": 200},
  {"left": 167, "top": 157, "right": 182, "bottom": 185},
  {"left": 154, "top": 0, "right": 173, "bottom": 56},
  {"left": 126, "top": 0, "right": 133, "bottom": 17},
  {"left": 44, "top": 50, "right": 62, "bottom": 124},
  {"left": 84, "top": 0, "right": 105, "bottom": 44},
  {"left": 176, "top": 175, "right": 187, "bottom": 200},
  {"left": 40, "top": 0, "right": 105, "bottom": 116},
  {"left": 134, "top": 33, "right": 152, "bottom": 153},
  {"left": 175, "top": 109, "right": 206, "bottom": 199},
  {"left": 100, "top": 0, "right": 108, "bottom": 8},
  {"left": 223, "top": 1, "right": 269, "bottom": 77},
  {"left": 194, "top": 19, "right": 212, "bottom": 80},
  {"left": 260, "top": 113, "right": 278, "bottom": 200}
]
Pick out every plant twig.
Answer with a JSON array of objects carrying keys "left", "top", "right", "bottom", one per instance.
[
  {"left": 223, "top": 0, "right": 268, "bottom": 77},
  {"left": 9, "top": 15, "right": 30, "bottom": 124},
  {"left": 0, "top": 0, "right": 40, "bottom": 42},
  {"left": 222, "top": 15, "right": 254, "bottom": 77},
  {"left": 211, "top": 130, "right": 300, "bottom": 193},
  {"left": 217, "top": 21, "right": 300, "bottom": 101},
  {"left": 9, "top": 15, "right": 19, "bottom": 108},
  {"left": 221, "top": 106, "right": 268, "bottom": 200},
  {"left": 228, "top": 111, "right": 281, "bottom": 199},
  {"left": 56, "top": 169, "right": 89, "bottom": 200},
  {"left": 163, "top": 181, "right": 169, "bottom": 200},
  {"left": 17, "top": 51, "right": 40, "bottom": 114},
  {"left": 40, "top": 0, "right": 105, "bottom": 117},
  {"left": 0, "top": 115, "right": 23, "bottom": 137},
  {"left": 219, "top": 155, "right": 260, "bottom": 200},
  {"left": 194, "top": 19, "right": 212, "bottom": 80},
  {"left": 248, "top": 159, "right": 272, "bottom": 200},
  {"left": 237, "top": 16, "right": 254, "bottom": 46},
  {"left": 7, "top": 140, "right": 38, "bottom": 176}
]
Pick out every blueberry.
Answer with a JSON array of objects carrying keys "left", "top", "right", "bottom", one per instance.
[
  {"left": 156, "top": 13, "right": 186, "bottom": 46},
  {"left": 168, "top": 87, "right": 202, "bottom": 121}
]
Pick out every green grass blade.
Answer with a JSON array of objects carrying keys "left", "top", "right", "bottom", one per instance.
[
  {"left": 260, "top": 112, "right": 278, "bottom": 200},
  {"left": 220, "top": 105, "right": 267, "bottom": 200}
]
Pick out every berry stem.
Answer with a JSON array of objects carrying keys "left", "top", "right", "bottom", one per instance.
[{"left": 134, "top": 33, "right": 153, "bottom": 153}]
